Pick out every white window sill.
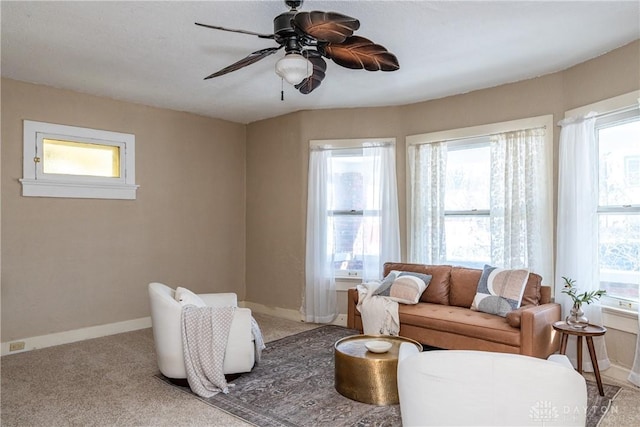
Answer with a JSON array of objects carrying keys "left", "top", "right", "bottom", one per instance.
[
  {"left": 335, "top": 276, "right": 361, "bottom": 291},
  {"left": 20, "top": 179, "right": 139, "bottom": 200},
  {"left": 601, "top": 305, "right": 639, "bottom": 334}
]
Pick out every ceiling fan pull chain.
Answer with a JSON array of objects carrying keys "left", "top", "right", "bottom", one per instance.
[{"left": 281, "top": 77, "right": 285, "bottom": 101}]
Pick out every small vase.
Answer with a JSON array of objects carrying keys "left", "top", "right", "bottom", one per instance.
[{"left": 566, "top": 303, "right": 589, "bottom": 329}]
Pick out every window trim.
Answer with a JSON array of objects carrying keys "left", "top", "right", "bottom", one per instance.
[
  {"left": 566, "top": 90, "right": 640, "bottom": 310},
  {"left": 406, "top": 115, "right": 554, "bottom": 276},
  {"left": 20, "top": 120, "right": 138, "bottom": 200},
  {"left": 444, "top": 140, "right": 491, "bottom": 214},
  {"left": 38, "top": 134, "right": 125, "bottom": 184},
  {"left": 310, "top": 137, "right": 395, "bottom": 278}
]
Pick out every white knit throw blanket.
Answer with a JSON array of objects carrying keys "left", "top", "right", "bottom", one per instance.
[
  {"left": 181, "top": 305, "right": 234, "bottom": 398},
  {"left": 356, "top": 282, "right": 400, "bottom": 336}
]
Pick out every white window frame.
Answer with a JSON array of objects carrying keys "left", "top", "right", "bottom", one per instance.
[
  {"left": 442, "top": 139, "right": 491, "bottom": 267},
  {"left": 327, "top": 147, "right": 367, "bottom": 280},
  {"left": 310, "top": 137, "right": 395, "bottom": 280},
  {"left": 565, "top": 90, "right": 640, "bottom": 313},
  {"left": 20, "top": 120, "right": 138, "bottom": 199},
  {"left": 406, "top": 115, "right": 554, "bottom": 279}
]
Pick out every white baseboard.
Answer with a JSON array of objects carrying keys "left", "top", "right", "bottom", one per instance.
[
  {"left": 602, "top": 363, "right": 633, "bottom": 384},
  {"left": 332, "top": 314, "right": 348, "bottom": 327},
  {"left": 240, "top": 301, "right": 303, "bottom": 322},
  {"left": 1, "top": 317, "right": 151, "bottom": 356},
  {"left": 0, "top": 303, "right": 347, "bottom": 357},
  {"left": 239, "top": 301, "right": 347, "bottom": 327}
]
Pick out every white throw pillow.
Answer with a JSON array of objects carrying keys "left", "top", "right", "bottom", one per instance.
[
  {"left": 388, "top": 275, "right": 427, "bottom": 305},
  {"left": 174, "top": 286, "right": 207, "bottom": 307}
]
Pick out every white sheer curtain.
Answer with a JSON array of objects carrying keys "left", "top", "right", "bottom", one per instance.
[
  {"left": 304, "top": 148, "right": 337, "bottom": 323},
  {"left": 407, "top": 142, "right": 447, "bottom": 263},
  {"left": 361, "top": 144, "right": 401, "bottom": 281},
  {"left": 490, "top": 128, "right": 552, "bottom": 281},
  {"left": 304, "top": 143, "right": 401, "bottom": 322},
  {"left": 556, "top": 113, "right": 610, "bottom": 371}
]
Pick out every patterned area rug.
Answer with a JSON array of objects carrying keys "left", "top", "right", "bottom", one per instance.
[
  {"left": 585, "top": 380, "right": 622, "bottom": 427},
  {"left": 156, "top": 325, "right": 620, "bottom": 427}
]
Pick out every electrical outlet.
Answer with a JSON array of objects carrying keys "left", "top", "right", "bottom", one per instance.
[
  {"left": 9, "top": 341, "right": 25, "bottom": 352},
  {"left": 618, "top": 300, "right": 633, "bottom": 309}
]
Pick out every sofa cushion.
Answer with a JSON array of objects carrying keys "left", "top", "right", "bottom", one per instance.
[
  {"left": 449, "top": 267, "right": 483, "bottom": 308},
  {"left": 384, "top": 262, "right": 451, "bottom": 305},
  {"left": 399, "top": 303, "right": 521, "bottom": 347},
  {"left": 471, "top": 265, "right": 529, "bottom": 317}
]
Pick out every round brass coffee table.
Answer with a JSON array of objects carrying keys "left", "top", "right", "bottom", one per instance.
[{"left": 334, "top": 335, "right": 422, "bottom": 405}]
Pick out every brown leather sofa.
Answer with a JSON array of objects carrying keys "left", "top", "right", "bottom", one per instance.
[{"left": 347, "top": 262, "right": 561, "bottom": 358}]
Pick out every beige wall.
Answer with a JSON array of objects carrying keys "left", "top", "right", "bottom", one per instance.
[
  {"left": 245, "top": 41, "right": 639, "bottom": 378},
  {"left": 245, "top": 40, "right": 639, "bottom": 312},
  {"left": 2, "top": 40, "right": 638, "bottom": 346},
  {"left": 1, "top": 79, "right": 246, "bottom": 341},
  {"left": 244, "top": 40, "right": 638, "bottom": 381}
]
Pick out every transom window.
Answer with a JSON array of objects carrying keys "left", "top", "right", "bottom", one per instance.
[
  {"left": 42, "top": 138, "right": 121, "bottom": 178},
  {"left": 21, "top": 120, "right": 138, "bottom": 199}
]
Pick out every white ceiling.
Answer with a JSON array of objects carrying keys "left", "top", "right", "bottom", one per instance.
[{"left": 2, "top": 1, "right": 639, "bottom": 124}]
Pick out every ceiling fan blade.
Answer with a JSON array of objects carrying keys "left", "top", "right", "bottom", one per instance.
[
  {"left": 320, "top": 36, "right": 399, "bottom": 71},
  {"left": 293, "top": 11, "right": 360, "bottom": 43},
  {"left": 204, "top": 47, "right": 282, "bottom": 80},
  {"left": 295, "top": 52, "right": 327, "bottom": 94},
  {"left": 195, "top": 22, "right": 274, "bottom": 39}
]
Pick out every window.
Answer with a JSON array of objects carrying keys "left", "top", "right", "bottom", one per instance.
[
  {"left": 42, "top": 138, "right": 121, "bottom": 178},
  {"left": 20, "top": 120, "right": 138, "bottom": 199},
  {"left": 444, "top": 141, "right": 491, "bottom": 268},
  {"left": 328, "top": 150, "right": 367, "bottom": 276},
  {"left": 596, "top": 110, "right": 640, "bottom": 305},
  {"left": 407, "top": 115, "right": 553, "bottom": 281},
  {"left": 306, "top": 139, "right": 400, "bottom": 282},
  {"left": 327, "top": 149, "right": 385, "bottom": 277},
  {"left": 625, "top": 156, "right": 640, "bottom": 187}
]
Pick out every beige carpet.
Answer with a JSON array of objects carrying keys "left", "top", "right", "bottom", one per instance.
[
  {"left": 1, "top": 313, "right": 317, "bottom": 426},
  {"left": 1, "top": 313, "right": 638, "bottom": 426}
]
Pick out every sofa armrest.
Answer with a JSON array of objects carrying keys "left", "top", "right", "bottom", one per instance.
[
  {"left": 347, "top": 288, "right": 361, "bottom": 330},
  {"left": 519, "top": 303, "right": 561, "bottom": 358}
]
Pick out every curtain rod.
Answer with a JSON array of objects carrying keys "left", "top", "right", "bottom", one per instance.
[{"left": 409, "top": 125, "right": 547, "bottom": 147}]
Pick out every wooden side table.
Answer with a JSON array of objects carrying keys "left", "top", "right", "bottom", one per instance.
[{"left": 552, "top": 320, "right": 607, "bottom": 396}]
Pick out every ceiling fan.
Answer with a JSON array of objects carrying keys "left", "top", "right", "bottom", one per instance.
[{"left": 195, "top": 0, "right": 399, "bottom": 95}]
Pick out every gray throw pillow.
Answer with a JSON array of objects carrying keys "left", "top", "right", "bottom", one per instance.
[{"left": 372, "top": 272, "right": 398, "bottom": 297}]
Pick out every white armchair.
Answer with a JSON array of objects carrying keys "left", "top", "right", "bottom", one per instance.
[
  {"left": 148, "top": 282, "right": 255, "bottom": 380},
  {"left": 397, "top": 346, "right": 587, "bottom": 426}
]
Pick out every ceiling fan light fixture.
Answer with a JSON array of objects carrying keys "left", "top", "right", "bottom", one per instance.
[{"left": 275, "top": 53, "right": 313, "bottom": 85}]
